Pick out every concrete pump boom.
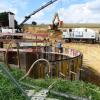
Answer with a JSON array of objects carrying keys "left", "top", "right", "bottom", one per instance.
[{"left": 20, "top": 0, "right": 58, "bottom": 26}]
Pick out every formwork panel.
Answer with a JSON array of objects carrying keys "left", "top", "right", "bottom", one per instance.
[
  {"left": 0, "top": 52, "right": 5, "bottom": 62},
  {"left": 3, "top": 46, "right": 83, "bottom": 80},
  {"left": 7, "top": 52, "right": 18, "bottom": 65},
  {"left": 62, "top": 60, "right": 68, "bottom": 78}
]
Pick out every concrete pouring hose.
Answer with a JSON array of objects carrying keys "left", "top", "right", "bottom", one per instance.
[{"left": 19, "top": 58, "right": 51, "bottom": 81}]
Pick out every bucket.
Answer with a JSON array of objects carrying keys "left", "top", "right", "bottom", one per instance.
[{"left": 59, "top": 21, "right": 63, "bottom": 27}]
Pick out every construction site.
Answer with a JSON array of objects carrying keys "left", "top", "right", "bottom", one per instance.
[{"left": 0, "top": 0, "right": 100, "bottom": 100}]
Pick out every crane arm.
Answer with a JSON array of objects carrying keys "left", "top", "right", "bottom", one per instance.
[{"left": 19, "top": 0, "right": 58, "bottom": 26}]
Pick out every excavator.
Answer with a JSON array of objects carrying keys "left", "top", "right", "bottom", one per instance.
[
  {"left": 49, "top": 12, "right": 63, "bottom": 31},
  {"left": 48, "top": 13, "right": 63, "bottom": 37},
  {"left": 17, "top": 0, "right": 62, "bottom": 38}
]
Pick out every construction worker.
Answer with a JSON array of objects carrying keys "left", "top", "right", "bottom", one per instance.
[{"left": 57, "top": 40, "right": 63, "bottom": 53}]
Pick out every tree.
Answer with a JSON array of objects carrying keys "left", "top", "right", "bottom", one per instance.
[
  {"left": 32, "top": 21, "right": 37, "bottom": 25},
  {"left": 0, "top": 12, "right": 9, "bottom": 27}
]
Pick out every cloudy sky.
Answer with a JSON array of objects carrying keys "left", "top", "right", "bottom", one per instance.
[{"left": 0, "top": 0, "right": 100, "bottom": 24}]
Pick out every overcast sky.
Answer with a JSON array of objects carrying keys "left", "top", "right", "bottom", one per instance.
[{"left": 0, "top": 0, "right": 100, "bottom": 24}]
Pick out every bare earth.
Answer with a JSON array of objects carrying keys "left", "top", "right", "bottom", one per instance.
[{"left": 63, "top": 43, "right": 100, "bottom": 75}]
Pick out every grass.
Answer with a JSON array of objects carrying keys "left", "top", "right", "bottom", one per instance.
[
  {"left": 0, "top": 69, "right": 25, "bottom": 100},
  {"left": 0, "top": 66, "right": 100, "bottom": 100}
]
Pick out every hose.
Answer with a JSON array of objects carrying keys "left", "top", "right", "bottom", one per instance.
[{"left": 20, "top": 58, "right": 51, "bottom": 81}]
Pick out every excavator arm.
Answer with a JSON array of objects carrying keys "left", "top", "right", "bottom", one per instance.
[{"left": 19, "top": 0, "right": 59, "bottom": 26}]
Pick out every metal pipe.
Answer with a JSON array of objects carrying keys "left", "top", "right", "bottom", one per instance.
[{"left": 49, "top": 90, "right": 88, "bottom": 100}]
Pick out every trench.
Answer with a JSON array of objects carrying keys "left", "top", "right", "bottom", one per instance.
[{"left": 81, "top": 65, "right": 100, "bottom": 86}]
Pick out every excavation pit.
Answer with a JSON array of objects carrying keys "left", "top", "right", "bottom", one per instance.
[{"left": 0, "top": 46, "right": 83, "bottom": 80}]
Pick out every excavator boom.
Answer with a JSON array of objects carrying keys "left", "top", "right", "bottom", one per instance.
[{"left": 20, "top": 0, "right": 58, "bottom": 26}]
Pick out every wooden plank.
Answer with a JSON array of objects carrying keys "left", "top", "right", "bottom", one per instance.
[
  {"left": 0, "top": 33, "right": 48, "bottom": 37},
  {"left": 0, "top": 39, "right": 48, "bottom": 43},
  {"left": 0, "top": 48, "right": 33, "bottom": 52}
]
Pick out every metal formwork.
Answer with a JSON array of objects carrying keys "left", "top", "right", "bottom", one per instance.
[{"left": 0, "top": 45, "right": 83, "bottom": 80}]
